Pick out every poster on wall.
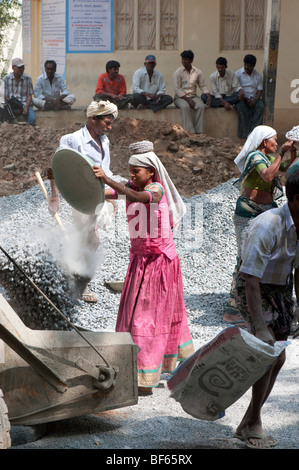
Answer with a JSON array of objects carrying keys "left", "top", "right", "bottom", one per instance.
[
  {"left": 66, "top": 0, "right": 113, "bottom": 53},
  {"left": 42, "top": 0, "right": 66, "bottom": 77},
  {"left": 22, "top": 0, "right": 31, "bottom": 54}
]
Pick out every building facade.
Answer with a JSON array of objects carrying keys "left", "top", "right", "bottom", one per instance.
[{"left": 18, "top": 0, "right": 299, "bottom": 137}]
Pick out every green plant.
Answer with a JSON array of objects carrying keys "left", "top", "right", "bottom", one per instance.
[{"left": 0, "top": 0, "right": 22, "bottom": 78}]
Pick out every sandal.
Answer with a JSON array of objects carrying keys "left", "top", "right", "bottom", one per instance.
[
  {"left": 223, "top": 313, "right": 246, "bottom": 326},
  {"left": 82, "top": 289, "right": 98, "bottom": 303},
  {"left": 234, "top": 431, "right": 277, "bottom": 448},
  {"left": 241, "top": 429, "right": 277, "bottom": 449}
]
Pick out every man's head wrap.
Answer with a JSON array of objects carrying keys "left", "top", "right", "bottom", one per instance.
[
  {"left": 128, "top": 141, "right": 186, "bottom": 231},
  {"left": 86, "top": 100, "right": 118, "bottom": 119}
]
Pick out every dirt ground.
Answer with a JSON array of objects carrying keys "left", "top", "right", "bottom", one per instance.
[{"left": 0, "top": 119, "right": 242, "bottom": 198}]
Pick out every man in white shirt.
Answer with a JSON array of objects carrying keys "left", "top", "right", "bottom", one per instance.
[
  {"left": 132, "top": 55, "right": 173, "bottom": 113},
  {"left": 49, "top": 100, "right": 118, "bottom": 302},
  {"left": 202, "top": 57, "right": 241, "bottom": 110},
  {"left": 173, "top": 50, "right": 211, "bottom": 134},
  {"left": 235, "top": 54, "right": 264, "bottom": 139},
  {"left": 33, "top": 60, "right": 76, "bottom": 111},
  {"left": 233, "top": 169, "right": 299, "bottom": 448}
]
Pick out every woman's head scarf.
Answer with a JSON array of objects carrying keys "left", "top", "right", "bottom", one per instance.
[
  {"left": 128, "top": 141, "right": 186, "bottom": 230},
  {"left": 86, "top": 100, "right": 118, "bottom": 119},
  {"left": 234, "top": 125, "right": 277, "bottom": 172}
]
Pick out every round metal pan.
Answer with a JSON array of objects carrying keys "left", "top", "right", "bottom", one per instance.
[{"left": 52, "top": 149, "right": 105, "bottom": 214}]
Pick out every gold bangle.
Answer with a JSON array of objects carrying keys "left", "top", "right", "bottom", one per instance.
[{"left": 51, "top": 197, "right": 59, "bottom": 200}]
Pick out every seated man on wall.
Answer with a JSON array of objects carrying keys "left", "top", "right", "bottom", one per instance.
[
  {"left": 3, "top": 57, "right": 36, "bottom": 126},
  {"left": 93, "top": 60, "right": 133, "bottom": 109},
  {"left": 33, "top": 60, "right": 76, "bottom": 111},
  {"left": 132, "top": 55, "right": 173, "bottom": 113},
  {"left": 173, "top": 50, "right": 211, "bottom": 134},
  {"left": 202, "top": 57, "right": 241, "bottom": 110},
  {"left": 235, "top": 54, "right": 264, "bottom": 139}
]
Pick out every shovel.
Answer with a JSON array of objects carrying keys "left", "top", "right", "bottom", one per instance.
[{"left": 35, "top": 171, "right": 67, "bottom": 235}]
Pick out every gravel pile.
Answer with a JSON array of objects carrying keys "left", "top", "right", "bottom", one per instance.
[
  {"left": 0, "top": 177, "right": 245, "bottom": 342},
  {"left": 0, "top": 244, "right": 79, "bottom": 330},
  {"left": 2, "top": 178, "right": 299, "bottom": 451}
]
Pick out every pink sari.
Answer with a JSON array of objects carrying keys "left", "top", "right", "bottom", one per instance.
[{"left": 116, "top": 184, "right": 194, "bottom": 387}]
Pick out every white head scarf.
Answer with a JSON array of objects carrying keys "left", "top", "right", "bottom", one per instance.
[
  {"left": 128, "top": 141, "right": 186, "bottom": 231},
  {"left": 86, "top": 100, "right": 118, "bottom": 119},
  {"left": 234, "top": 125, "right": 277, "bottom": 172}
]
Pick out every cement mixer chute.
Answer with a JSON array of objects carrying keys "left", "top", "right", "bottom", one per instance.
[{"left": 0, "top": 294, "right": 139, "bottom": 447}]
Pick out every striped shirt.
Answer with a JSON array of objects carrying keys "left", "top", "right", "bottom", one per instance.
[
  {"left": 3, "top": 72, "right": 33, "bottom": 105},
  {"left": 173, "top": 65, "right": 209, "bottom": 99},
  {"left": 240, "top": 203, "right": 299, "bottom": 285}
]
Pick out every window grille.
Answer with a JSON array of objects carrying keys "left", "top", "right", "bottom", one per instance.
[
  {"left": 220, "top": 0, "right": 265, "bottom": 50},
  {"left": 115, "top": 0, "right": 179, "bottom": 51}
]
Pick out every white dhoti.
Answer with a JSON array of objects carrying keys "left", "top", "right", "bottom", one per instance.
[{"left": 32, "top": 94, "right": 76, "bottom": 110}]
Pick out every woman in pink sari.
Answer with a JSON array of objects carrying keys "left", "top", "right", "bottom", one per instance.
[{"left": 93, "top": 141, "right": 194, "bottom": 394}]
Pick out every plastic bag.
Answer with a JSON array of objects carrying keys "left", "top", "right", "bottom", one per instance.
[{"left": 167, "top": 326, "right": 288, "bottom": 421}]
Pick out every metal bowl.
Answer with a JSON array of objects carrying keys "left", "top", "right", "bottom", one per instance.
[{"left": 52, "top": 149, "right": 105, "bottom": 214}]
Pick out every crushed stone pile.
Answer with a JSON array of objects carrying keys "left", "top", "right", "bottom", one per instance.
[{"left": 0, "top": 243, "right": 79, "bottom": 330}]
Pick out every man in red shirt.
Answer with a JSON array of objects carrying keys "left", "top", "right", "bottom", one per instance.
[{"left": 94, "top": 60, "right": 133, "bottom": 109}]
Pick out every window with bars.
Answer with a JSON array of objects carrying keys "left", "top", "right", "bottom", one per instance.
[
  {"left": 114, "top": 0, "right": 179, "bottom": 51},
  {"left": 220, "top": 0, "right": 265, "bottom": 50}
]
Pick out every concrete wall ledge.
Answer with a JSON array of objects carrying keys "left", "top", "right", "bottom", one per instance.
[{"left": 35, "top": 105, "right": 244, "bottom": 143}]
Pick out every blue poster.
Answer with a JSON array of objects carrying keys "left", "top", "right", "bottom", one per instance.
[{"left": 66, "top": 0, "right": 113, "bottom": 53}]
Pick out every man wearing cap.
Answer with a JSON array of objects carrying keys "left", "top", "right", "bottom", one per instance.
[
  {"left": 2, "top": 57, "right": 36, "bottom": 126},
  {"left": 49, "top": 100, "right": 118, "bottom": 302},
  {"left": 132, "top": 55, "right": 173, "bottom": 113},
  {"left": 173, "top": 50, "right": 211, "bottom": 134},
  {"left": 33, "top": 60, "right": 76, "bottom": 111}
]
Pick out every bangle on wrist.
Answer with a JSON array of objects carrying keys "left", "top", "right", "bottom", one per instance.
[
  {"left": 51, "top": 197, "right": 59, "bottom": 200},
  {"left": 279, "top": 147, "right": 285, "bottom": 157},
  {"left": 119, "top": 184, "right": 126, "bottom": 195}
]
